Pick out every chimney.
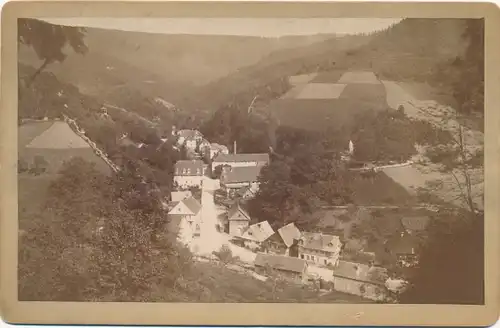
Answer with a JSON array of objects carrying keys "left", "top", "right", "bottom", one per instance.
[{"left": 233, "top": 140, "right": 237, "bottom": 154}]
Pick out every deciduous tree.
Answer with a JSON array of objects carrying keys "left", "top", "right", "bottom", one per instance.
[{"left": 18, "top": 18, "right": 88, "bottom": 88}]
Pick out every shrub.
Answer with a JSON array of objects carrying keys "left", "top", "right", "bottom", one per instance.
[
  {"left": 30, "top": 155, "right": 48, "bottom": 175},
  {"left": 213, "top": 244, "right": 235, "bottom": 266},
  {"left": 18, "top": 159, "right": 30, "bottom": 173}
]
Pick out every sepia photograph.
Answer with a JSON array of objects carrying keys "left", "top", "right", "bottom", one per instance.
[{"left": 1, "top": 1, "right": 499, "bottom": 326}]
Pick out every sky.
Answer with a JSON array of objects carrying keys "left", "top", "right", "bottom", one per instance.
[{"left": 43, "top": 18, "right": 402, "bottom": 37}]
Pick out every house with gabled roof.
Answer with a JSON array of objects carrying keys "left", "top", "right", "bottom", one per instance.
[
  {"left": 227, "top": 202, "right": 251, "bottom": 236},
  {"left": 176, "top": 129, "right": 203, "bottom": 152},
  {"left": 167, "top": 196, "right": 202, "bottom": 244},
  {"left": 232, "top": 221, "right": 274, "bottom": 250},
  {"left": 254, "top": 253, "right": 309, "bottom": 283},
  {"left": 298, "top": 232, "right": 343, "bottom": 267},
  {"left": 332, "top": 260, "right": 389, "bottom": 301},
  {"left": 262, "top": 222, "right": 302, "bottom": 256},
  {"left": 220, "top": 166, "right": 263, "bottom": 195},
  {"left": 174, "top": 160, "right": 205, "bottom": 189},
  {"left": 205, "top": 143, "right": 229, "bottom": 160},
  {"left": 196, "top": 138, "right": 211, "bottom": 155}
]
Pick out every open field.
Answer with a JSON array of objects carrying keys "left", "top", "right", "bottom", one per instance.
[
  {"left": 288, "top": 73, "right": 318, "bottom": 85},
  {"left": 338, "top": 71, "right": 380, "bottom": 84},
  {"left": 350, "top": 171, "right": 417, "bottom": 206},
  {"left": 381, "top": 80, "right": 484, "bottom": 210},
  {"left": 295, "top": 83, "right": 347, "bottom": 100},
  {"left": 267, "top": 96, "right": 388, "bottom": 132},
  {"left": 339, "top": 83, "right": 387, "bottom": 105},
  {"left": 265, "top": 70, "right": 390, "bottom": 132},
  {"left": 311, "top": 70, "right": 344, "bottom": 83}
]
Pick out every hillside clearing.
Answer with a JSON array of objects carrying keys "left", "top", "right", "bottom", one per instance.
[
  {"left": 295, "top": 83, "right": 347, "bottom": 99},
  {"left": 288, "top": 73, "right": 318, "bottom": 85},
  {"left": 311, "top": 70, "right": 344, "bottom": 83},
  {"left": 350, "top": 171, "right": 416, "bottom": 206},
  {"left": 382, "top": 80, "right": 484, "bottom": 210},
  {"left": 338, "top": 71, "right": 380, "bottom": 84}
]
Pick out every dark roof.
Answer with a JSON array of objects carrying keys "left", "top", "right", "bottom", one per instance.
[
  {"left": 221, "top": 166, "right": 263, "bottom": 184},
  {"left": 254, "top": 253, "right": 307, "bottom": 273},
  {"left": 182, "top": 196, "right": 202, "bottom": 215},
  {"left": 300, "top": 232, "right": 342, "bottom": 252},
  {"left": 213, "top": 153, "right": 270, "bottom": 163},
  {"left": 277, "top": 223, "right": 301, "bottom": 248},
  {"left": 332, "top": 260, "right": 388, "bottom": 285},
  {"left": 401, "top": 216, "right": 430, "bottom": 232},
  {"left": 174, "top": 160, "right": 204, "bottom": 176},
  {"left": 227, "top": 202, "right": 251, "bottom": 221}
]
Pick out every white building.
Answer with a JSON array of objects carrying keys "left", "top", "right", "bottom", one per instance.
[
  {"left": 173, "top": 160, "right": 204, "bottom": 189},
  {"left": 167, "top": 196, "right": 203, "bottom": 244},
  {"left": 219, "top": 166, "right": 263, "bottom": 195},
  {"left": 297, "top": 232, "right": 343, "bottom": 267},
  {"left": 331, "top": 260, "right": 389, "bottom": 301},
  {"left": 227, "top": 202, "right": 251, "bottom": 237},
  {"left": 206, "top": 143, "right": 229, "bottom": 160},
  {"left": 176, "top": 129, "right": 203, "bottom": 152},
  {"left": 234, "top": 221, "right": 275, "bottom": 250}
]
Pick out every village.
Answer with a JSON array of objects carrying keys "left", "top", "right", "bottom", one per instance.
[
  {"left": 15, "top": 17, "right": 485, "bottom": 307},
  {"left": 162, "top": 126, "right": 416, "bottom": 302}
]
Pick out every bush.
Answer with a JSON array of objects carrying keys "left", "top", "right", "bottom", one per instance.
[
  {"left": 18, "top": 159, "right": 30, "bottom": 173},
  {"left": 213, "top": 244, "right": 235, "bottom": 265},
  {"left": 30, "top": 155, "right": 48, "bottom": 175}
]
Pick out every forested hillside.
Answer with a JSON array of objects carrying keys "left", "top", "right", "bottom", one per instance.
[
  {"left": 191, "top": 18, "right": 482, "bottom": 118},
  {"left": 18, "top": 21, "right": 336, "bottom": 109}
]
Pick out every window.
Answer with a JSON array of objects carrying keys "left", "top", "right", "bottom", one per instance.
[
  {"left": 301, "top": 254, "right": 304, "bottom": 259},
  {"left": 311, "top": 255, "right": 315, "bottom": 261},
  {"left": 306, "top": 255, "right": 310, "bottom": 260},
  {"left": 324, "top": 259, "right": 328, "bottom": 265}
]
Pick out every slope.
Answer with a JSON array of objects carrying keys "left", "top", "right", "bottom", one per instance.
[
  {"left": 19, "top": 24, "right": 337, "bottom": 110},
  {"left": 190, "top": 18, "right": 470, "bottom": 118}
]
